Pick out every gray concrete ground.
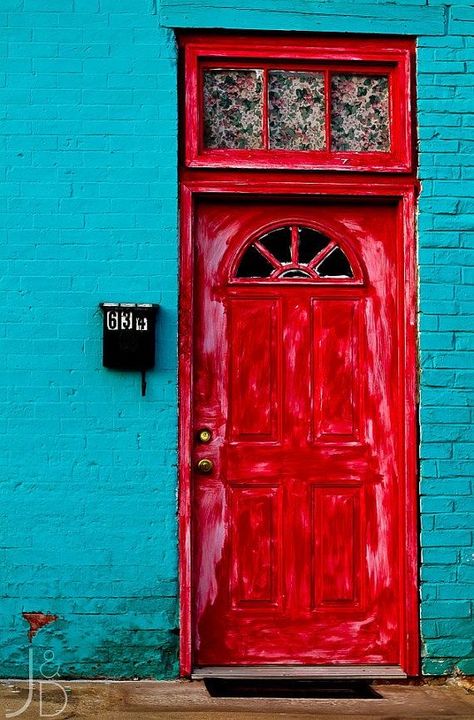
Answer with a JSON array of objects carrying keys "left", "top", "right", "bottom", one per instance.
[{"left": 1, "top": 679, "right": 473, "bottom": 720}]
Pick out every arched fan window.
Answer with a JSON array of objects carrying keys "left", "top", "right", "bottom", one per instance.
[{"left": 235, "top": 226, "right": 360, "bottom": 282}]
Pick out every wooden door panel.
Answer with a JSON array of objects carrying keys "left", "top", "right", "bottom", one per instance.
[
  {"left": 312, "top": 299, "right": 361, "bottom": 441},
  {"left": 229, "top": 298, "right": 281, "bottom": 442},
  {"left": 229, "top": 484, "right": 282, "bottom": 608},
  {"left": 312, "top": 484, "right": 363, "bottom": 608},
  {"left": 192, "top": 198, "right": 406, "bottom": 668},
  {"left": 282, "top": 299, "right": 312, "bottom": 445}
]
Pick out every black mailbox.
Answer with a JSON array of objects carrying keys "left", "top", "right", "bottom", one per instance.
[{"left": 100, "top": 303, "right": 158, "bottom": 393}]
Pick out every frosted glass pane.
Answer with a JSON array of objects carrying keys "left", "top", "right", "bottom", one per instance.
[
  {"left": 331, "top": 74, "right": 390, "bottom": 152},
  {"left": 203, "top": 70, "right": 263, "bottom": 149},
  {"left": 269, "top": 71, "right": 326, "bottom": 150}
]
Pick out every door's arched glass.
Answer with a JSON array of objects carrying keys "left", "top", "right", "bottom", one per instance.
[{"left": 235, "top": 225, "right": 359, "bottom": 281}]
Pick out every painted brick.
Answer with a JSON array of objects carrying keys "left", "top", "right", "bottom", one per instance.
[
  {"left": 1, "top": 0, "right": 473, "bottom": 681},
  {"left": 434, "top": 513, "right": 473, "bottom": 530},
  {"left": 422, "top": 548, "right": 458, "bottom": 564},
  {"left": 422, "top": 514, "right": 435, "bottom": 531},
  {"left": 421, "top": 497, "right": 455, "bottom": 513},
  {"left": 425, "top": 639, "right": 473, "bottom": 657},
  {"left": 1, "top": 1, "right": 179, "bottom": 680},
  {"left": 422, "top": 601, "right": 471, "bottom": 619},
  {"left": 422, "top": 530, "right": 472, "bottom": 547},
  {"left": 456, "top": 497, "right": 474, "bottom": 512},
  {"left": 457, "top": 659, "right": 474, "bottom": 674},
  {"left": 457, "top": 564, "right": 474, "bottom": 583},
  {"left": 421, "top": 565, "right": 457, "bottom": 583},
  {"left": 434, "top": 619, "right": 474, "bottom": 638},
  {"left": 438, "top": 583, "right": 474, "bottom": 600},
  {"left": 421, "top": 583, "right": 438, "bottom": 601},
  {"left": 420, "top": 443, "right": 452, "bottom": 459},
  {"left": 422, "top": 658, "right": 454, "bottom": 674},
  {"left": 421, "top": 333, "right": 454, "bottom": 350},
  {"left": 437, "top": 460, "right": 474, "bottom": 477}
]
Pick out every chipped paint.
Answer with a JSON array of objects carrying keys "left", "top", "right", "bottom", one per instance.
[{"left": 22, "top": 613, "right": 58, "bottom": 642}]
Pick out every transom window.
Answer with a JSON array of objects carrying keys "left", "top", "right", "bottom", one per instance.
[
  {"left": 203, "top": 68, "right": 390, "bottom": 154},
  {"left": 180, "top": 35, "right": 413, "bottom": 172},
  {"left": 234, "top": 225, "right": 362, "bottom": 283}
]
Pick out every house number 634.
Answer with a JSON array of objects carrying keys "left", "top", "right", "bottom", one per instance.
[{"left": 106, "top": 310, "right": 148, "bottom": 332}]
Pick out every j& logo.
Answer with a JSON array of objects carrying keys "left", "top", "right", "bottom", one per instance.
[{"left": 6, "top": 649, "right": 68, "bottom": 718}]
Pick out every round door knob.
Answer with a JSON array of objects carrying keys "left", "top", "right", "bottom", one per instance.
[
  {"left": 198, "top": 428, "right": 212, "bottom": 443},
  {"left": 196, "top": 458, "right": 214, "bottom": 474}
]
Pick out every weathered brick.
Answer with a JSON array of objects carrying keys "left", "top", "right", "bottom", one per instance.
[
  {"left": 421, "top": 497, "right": 455, "bottom": 513},
  {"left": 435, "top": 619, "right": 474, "bottom": 638},
  {"left": 434, "top": 513, "right": 473, "bottom": 530},
  {"left": 422, "top": 530, "right": 472, "bottom": 547},
  {"left": 422, "top": 601, "right": 471, "bottom": 619},
  {"left": 421, "top": 565, "right": 457, "bottom": 583},
  {"left": 425, "top": 639, "right": 473, "bottom": 657},
  {"left": 438, "top": 583, "right": 474, "bottom": 600},
  {"left": 457, "top": 658, "right": 474, "bottom": 674},
  {"left": 420, "top": 442, "right": 452, "bottom": 459},
  {"left": 422, "top": 548, "right": 458, "bottom": 564},
  {"left": 422, "top": 658, "right": 454, "bottom": 675},
  {"left": 1, "top": 0, "right": 179, "bottom": 680}
]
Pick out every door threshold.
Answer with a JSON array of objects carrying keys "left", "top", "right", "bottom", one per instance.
[{"left": 192, "top": 665, "right": 407, "bottom": 680}]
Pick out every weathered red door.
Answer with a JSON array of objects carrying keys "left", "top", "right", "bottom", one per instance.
[{"left": 191, "top": 197, "right": 409, "bottom": 670}]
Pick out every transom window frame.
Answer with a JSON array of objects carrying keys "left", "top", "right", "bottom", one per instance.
[{"left": 180, "top": 34, "right": 414, "bottom": 173}]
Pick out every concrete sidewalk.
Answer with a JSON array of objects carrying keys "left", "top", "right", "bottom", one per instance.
[{"left": 1, "top": 679, "right": 473, "bottom": 720}]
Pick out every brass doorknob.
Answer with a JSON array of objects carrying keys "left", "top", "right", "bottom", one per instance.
[{"left": 196, "top": 458, "right": 214, "bottom": 474}]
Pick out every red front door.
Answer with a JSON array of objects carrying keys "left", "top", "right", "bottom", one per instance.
[{"left": 191, "top": 197, "right": 408, "bottom": 669}]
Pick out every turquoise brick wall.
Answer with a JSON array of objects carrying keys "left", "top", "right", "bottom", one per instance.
[
  {"left": 1, "top": 1, "right": 179, "bottom": 678},
  {"left": 416, "top": 8, "right": 474, "bottom": 675},
  {"left": 1, "top": 0, "right": 473, "bottom": 678}
]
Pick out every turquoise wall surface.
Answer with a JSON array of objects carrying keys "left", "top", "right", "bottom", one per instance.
[
  {"left": 1, "top": 0, "right": 473, "bottom": 678},
  {"left": 1, "top": 0, "right": 179, "bottom": 678}
]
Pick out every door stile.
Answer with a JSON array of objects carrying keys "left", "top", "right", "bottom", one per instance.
[
  {"left": 178, "top": 183, "right": 194, "bottom": 677},
  {"left": 401, "top": 189, "right": 420, "bottom": 676}
]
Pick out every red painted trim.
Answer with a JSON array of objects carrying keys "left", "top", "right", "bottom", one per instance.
[
  {"left": 401, "top": 189, "right": 420, "bottom": 676},
  {"left": 179, "top": 28, "right": 418, "bottom": 679},
  {"left": 180, "top": 33, "right": 414, "bottom": 172},
  {"left": 180, "top": 170, "right": 417, "bottom": 195},
  {"left": 178, "top": 184, "right": 193, "bottom": 677},
  {"left": 178, "top": 176, "right": 419, "bottom": 677}
]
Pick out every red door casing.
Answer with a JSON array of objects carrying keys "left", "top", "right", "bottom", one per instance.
[{"left": 192, "top": 197, "right": 407, "bottom": 668}]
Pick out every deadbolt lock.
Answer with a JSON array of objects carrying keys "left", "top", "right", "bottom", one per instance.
[
  {"left": 198, "top": 428, "right": 212, "bottom": 443},
  {"left": 196, "top": 458, "right": 214, "bottom": 474}
]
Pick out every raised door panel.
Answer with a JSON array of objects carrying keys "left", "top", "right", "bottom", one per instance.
[
  {"left": 228, "top": 298, "right": 281, "bottom": 442},
  {"left": 312, "top": 299, "right": 361, "bottom": 441},
  {"left": 311, "top": 484, "right": 364, "bottom": 610},
  {"left": 229, "top": 484, "right": 281, "bottom": 608}
]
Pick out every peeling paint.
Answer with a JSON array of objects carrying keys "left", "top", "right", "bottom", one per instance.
[{"left": 22, "top": 613, "right": 58, "bottom": 642}]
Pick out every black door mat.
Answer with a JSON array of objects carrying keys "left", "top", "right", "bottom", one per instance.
[{"left": 204, "top": 678, "right": 384, "bottom": 699}]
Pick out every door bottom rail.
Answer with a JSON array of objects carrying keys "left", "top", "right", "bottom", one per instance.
[{"left": 192, "top": 665, "right": 407, "bottom": 680}]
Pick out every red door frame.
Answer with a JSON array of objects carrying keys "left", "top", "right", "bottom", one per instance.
[
  {"left": 178, "top": 172, "right": 420, "bottom": 677},
  {"left": 179, "top": 33, "right": 414, "bottom": 173}
]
